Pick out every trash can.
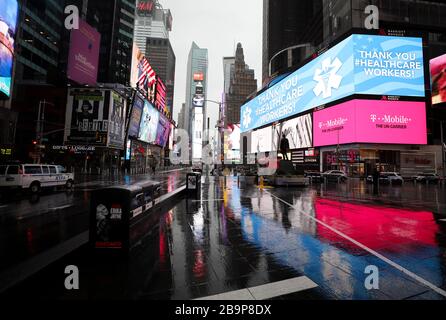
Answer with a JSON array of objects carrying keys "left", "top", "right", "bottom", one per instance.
[
  {"left": 89, "top": 179, "right": 161, "bottom": 254},
  {"left": 186, "top": 172, "right": 201, "bottom": 198}
]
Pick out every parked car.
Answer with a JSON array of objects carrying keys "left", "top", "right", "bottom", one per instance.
[
  {"left": 415, "top": 173, "right": 440, "bottom": 184},
  {"left": 366, "top": 172, "right": 403, "bottom": 185},
  {"left": 0, "top": 163, "right": 75, "bottom": 194},
  {"left": 322, "top": 170, "right": 348, "bottom": 182},
  {"left": 305, "top": 171, "right": 323, "bottom": 183}
]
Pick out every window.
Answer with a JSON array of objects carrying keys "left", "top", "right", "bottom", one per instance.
[
  {"left": 49, "top": 166, "right": 57, "bottom": 174},
  {"left": 42, "top": 166, "right": 49, "bottom": 174},
  {"left": 24, "top": 166, "right": 42, "bottom": 174},
  {"left": 57, "top": 166, "right": 66, "bottom": 173},
  {"left": 7, "top": 166, "right": 19, "bottom": 175}
]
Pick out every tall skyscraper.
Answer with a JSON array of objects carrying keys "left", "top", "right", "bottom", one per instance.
[
  {"left": 224, "top": 43, "right": 257, "bottom": 126},
  {"left": 84, "top": 0, "right": 137, "bottom": 86},
  {"left": 185, "top": 42, "right": 208, "bottom": 160},
  {"left": 262, "top": 0, "right": 323, "bottom": 84},
  {"left": 134, "top": 0, "right": 175, "bottom": 116},
  {"left": 9, "top": 0, "right": 68, "bottom": 161},
  {"left": 223, "top": 57, "right": 235, "bottom": 96}
]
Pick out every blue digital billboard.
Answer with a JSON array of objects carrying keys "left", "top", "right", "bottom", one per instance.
[
  {"left": 0, "top": 0, "right": 18, "bottom": 98},
  {"left": 241, "top": 34, "right": 425, "bottom": 132},
  {"left": 138, "top": 100, "right": 159, "bottom": 144}
]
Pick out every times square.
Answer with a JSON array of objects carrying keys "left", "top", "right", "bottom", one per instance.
[{"left": 1, "top": 0, "right": 446, "bottom": 314}]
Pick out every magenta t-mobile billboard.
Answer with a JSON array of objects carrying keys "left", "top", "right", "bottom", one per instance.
[
  {"left": 314, "top": 100, "right": 427, "bottom": 146},
  {"left": 67, "top": 20, "right": 101, "bottom": 86}
]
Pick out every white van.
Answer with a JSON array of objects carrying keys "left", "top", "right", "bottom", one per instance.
[{"left": 0, "top": 164, "right": 75, "bottom": 193}]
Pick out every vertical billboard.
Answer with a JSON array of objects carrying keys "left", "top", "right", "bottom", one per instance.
[
  {"left": 128, "top": 94, "right": 144, "bottom": 138},
  {"left": 67, "top": 20, "right": 101, "bottom": 86},
  {"left": 0, "top": 0, "right": 18, "bottom": 98},
  {"left": 64, "top": 89, "right": 110, "bottom": 146},
  {"left": 107, "top": 92, "right": 127, "bottom": 149},
  {"left": 430, "top": 54, "right": 446, "bottom": 105},
  {"left": 241, "top": 34, "right": 424, "bottom": 132},
  {"left": 130, "top": 43, "right": 156, "bottom": 100},
  {"left": 155, "top": 113, "right": 171, "bottom": 148},
  {"left": 138, "top": 100, "right": 159, "bottom": 144},
  {"left": 313, "top": 99, "right": 427, "bottom": 146}
]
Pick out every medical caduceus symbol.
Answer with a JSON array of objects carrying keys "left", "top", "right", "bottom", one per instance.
[{"left": 313, "top": 57, "right": 343, "bottom": 99}]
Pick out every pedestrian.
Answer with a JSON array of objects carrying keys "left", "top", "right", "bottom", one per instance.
[{"left": 280, "top": 133, "right": 290, "bottom": 161}]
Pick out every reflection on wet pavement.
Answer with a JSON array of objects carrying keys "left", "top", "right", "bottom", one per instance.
[{"left": 3, "top": 176, "right": 446, "bottom": 300}]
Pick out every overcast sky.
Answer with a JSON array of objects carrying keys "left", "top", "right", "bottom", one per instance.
[{"left": 161, "top": 0, "right": 263, "bottom": 129}]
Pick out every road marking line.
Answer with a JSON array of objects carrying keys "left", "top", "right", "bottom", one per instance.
[
  {"left": 191, "top": 199, "right": 224, "bottom": 202},
  {"left": 195, "top": 276, "right": 317, "bottom": 300},
  {"left": 265, "top": 189, "right": 446, "bottom": 298},
  {"left": 439, "top": 219, "right": 446, "bottom": 222},
  {"left": 0, "top": 205, "right": 8, "bottom": 209}
]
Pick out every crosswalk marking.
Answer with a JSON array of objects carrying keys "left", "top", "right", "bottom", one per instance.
[{"left": 195, "top": 276, "right": 318, "bottom": 300}]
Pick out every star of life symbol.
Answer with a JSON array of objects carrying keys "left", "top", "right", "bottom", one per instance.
[
  {"left": 242, "top": 107, "right": 252, "bottom": 129},
  {"left": 313, "top": 57, "right": 343, "bottom": 99}
]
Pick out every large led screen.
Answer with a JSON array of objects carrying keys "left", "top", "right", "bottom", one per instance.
[
  {"left": 251, "top": 126, "right": 273, "bottom": 153},
  {"left": 430, "top": 54, "right": 446, "bottom": 105},
  {"left": 313, "top": 99, "right": 427, "bottom": 146},
  {"left": 155, "top": 114, "right": 171, "bottom": 147},
  {"left": 128, "top": 95, "right": 144, "bottom": 138},
  {"left": 241, "top": 34, "right": 424, "bottom": 132},
  {"left": 138, "top": 101, "right": 159, "bottom": 143},
  {"left": 274, "top": 114, "right": 312, "bottom": 150},
  {"left": 67, "top": 20, "right": 101, "bottom": 86},
  {"left": 0, "top": 0, "right": 18, "bottom": 98}
]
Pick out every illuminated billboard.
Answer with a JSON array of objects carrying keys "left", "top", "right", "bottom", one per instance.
[
  {"left": 313, "top": 100, "right": 427, "bottom": 147},
  {"left": 430, "top": 54, "right": 446, "bottom": 105},
  {"left": 155, "top": 113, "right": 171, "bottom": 148},
  {"left": 67, "top": 20, "right": 101, "bottom": 86},
  {"left": 0, "top": 0, "right": 18, "bottom": 98},
  {"left": 241, "top": 34, "right": 425, "bottom": 132},
  {"left": 251, "top": 126, "right": 273, "bottom": 153},
  {"left": 138, "top": 101, "right": 159, "bottom": 144},
  {"left": 274, "top": 114, "right": 312, "bottom": 150},
  {"left": 128, "top": 94, "right": 144, "bottom": 138}
]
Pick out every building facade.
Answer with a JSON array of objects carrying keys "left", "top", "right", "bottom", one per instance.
[
  {"left": 134, "top": 1, "right": 175, "bottom": 116},
  {"left": 256, "top": 0, "right": 446, "bottom": 177},
  {"left": 145, "top": 37, "right": 175, "bottom": 117},
  {"left": 224, "top": 43, "right": 257, "bottom": 126},
  {"left": 185, "top": 42, "right": 208, "bottom": 161}
]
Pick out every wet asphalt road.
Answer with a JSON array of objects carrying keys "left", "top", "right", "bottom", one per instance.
[
  {"left": 0, "top": 169, "right": 187, "bottom": 272},
  {"left": 3, "top": 176, "right": 446, "bottom": 300}
]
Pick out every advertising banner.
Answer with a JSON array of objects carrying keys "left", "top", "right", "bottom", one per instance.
[
  {"left": 313, "top": 100, "right": 427, "bottom": 146},
  {"left": 64, "top": 89, "right": 110, "bottom": 146},
  {"left": 138, "top": 100, "right": 159, "bottom": 144},
  {"left": 274, "top": 114, "right": 312, "bottom": 150},
  {"left": 430, "top": 54, "right": 446, "bottom": 105},
  {"left": 251, "top": 126, "right": 273, "bottom": 153},
  {"left": 128, "top": 94, "right": 144, "bottom": 138},
  {"left": 67, "top": 20, "right": 100, "bottom": 86},
  {"left": 107, "top": 92, "right": 127, "bottom": 149},
  {"left": 155, "top": 113, "right": 171, "bottom": 148},
  {"left": 0, "top": 0, "right": 18, "bottom": 98},
  {"left": 241, "top": 34, "right": 424, "bottom": 132}
]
